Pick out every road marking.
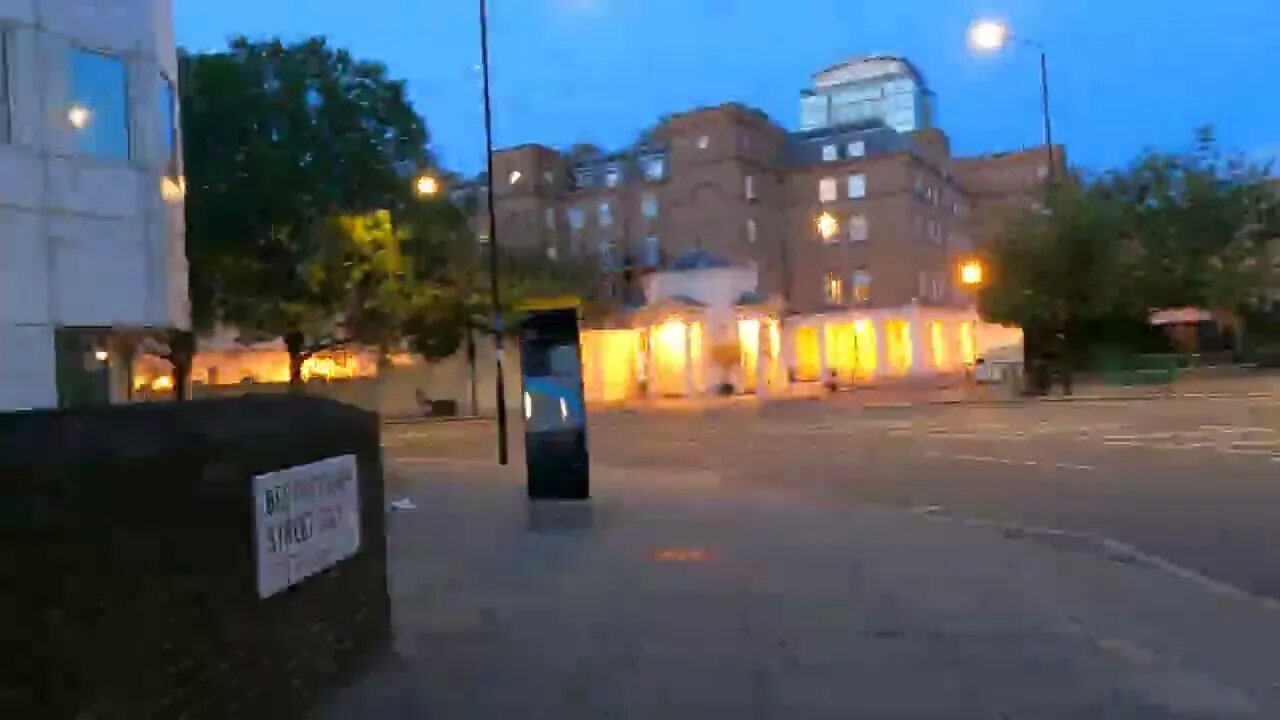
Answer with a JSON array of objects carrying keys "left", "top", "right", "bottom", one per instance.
[{"left": 922, "top": 452, "right": 1095, "bottom": 472}]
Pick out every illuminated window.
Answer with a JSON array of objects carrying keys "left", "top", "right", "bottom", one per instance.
[
  {"left": 696, "top": 135, "right": 710, "bottom": 149},
  {"left": 824, "top": 272, "right": 844, "bottom": 305},
  {"left": 847, "top": 140, "right": 865, "bottom": 158},
  {"left": 819, "top": 177, "right": 837, "bottom": 203},
  {"left": 69, "top": 48, "right": 130, "bottom": 159},
  {"left": 745, "top": 174, "right": 755, "bottom": 200},
  {"left": 598, "top": 201, "right": 612, "bottom": 227},
  {"left": 846, "top": 173, "right": 866, "bottom": 199},
  {"left": 568, "top": 207, "right": 584, "bottom": 231},
  {"left": 605, "top": 165, "right": 621, "bottom": 187},
  {"left": 847, "top": 214, "right": 868, "bottom": 242},
  {"left": 822, "top": 144, "right": 837, "bottom": 161},
  {"left": 746, "top": 218, "right": 757, "bottom": 244},
  {"left": 544, "top": 207, "right": 555, "bottom": 229}
]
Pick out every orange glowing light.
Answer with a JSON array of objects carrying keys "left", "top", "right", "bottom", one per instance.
[{"left": 651, "top": 547, "right": 713, "bottom": 563}]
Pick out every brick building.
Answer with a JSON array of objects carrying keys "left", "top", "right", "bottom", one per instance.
[{"left": 470, "top": 56, "right": 1063, "bottom": 314}]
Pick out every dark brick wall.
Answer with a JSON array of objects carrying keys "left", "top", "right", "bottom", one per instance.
[{"left": 0, "top": 396, "right": 390, "bottom": 719}]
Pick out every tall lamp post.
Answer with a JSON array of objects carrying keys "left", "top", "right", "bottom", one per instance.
[
  {"left": 967, "top": 20, "right": 1055, "bottom": 180},
  {"left": 479, "top": 0, "right": 509, "bottom": 465}
]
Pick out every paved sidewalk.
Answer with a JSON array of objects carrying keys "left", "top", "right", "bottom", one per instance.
[{"left": 315, "top": 461, "right": 1280, "bottom": 718}]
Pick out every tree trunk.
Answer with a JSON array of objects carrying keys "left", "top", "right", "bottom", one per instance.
[
  {"left": 173, "top": 355, "right": 192, "bottom": 401},
  {"left": 167, "top": 329, "right": 195, "bottom": 401},
  {"left": 284, "top": 331, "right": 306, "bottom": 393}
]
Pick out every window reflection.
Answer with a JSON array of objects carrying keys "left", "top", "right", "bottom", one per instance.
[
  {"left": 159, "top": 73, "right": 179, "bottom": 178},
  {"left": 69, "top": 49, "right": 130, "bottom": 160}
]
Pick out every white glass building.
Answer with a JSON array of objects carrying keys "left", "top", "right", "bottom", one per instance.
[
  {"left": 800, "top": 55, "right": 936, "bottom": 134},
  {"left": 0, "top": 0, "right": 188, "bottom": 410}
]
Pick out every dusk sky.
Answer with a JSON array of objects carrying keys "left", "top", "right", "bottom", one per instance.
[{"left": 176, "top": 0, "right": 1279, "bottom": 176}]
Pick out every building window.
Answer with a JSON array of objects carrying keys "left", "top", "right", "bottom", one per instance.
[
  {"left": 821, "top": 144, "right": 838, "bottom": 162},
  {"left": 546, "top": 244, "right": 559, "bottom": 262},
  {"left": 852, "top": 268, "right": 871, "bottom": 304},
  {"left": 819, "top": 177, "right": 837, "bottom": 203},
  {"left": 598, "top": 239, "right": 615, "bottom": 270},
  {"left": 928, "top": 219, "right": 942, "bottom": 243},
  {"left": 69, "top": 48, "right": 131, "bottom": 160},
  {"left": 641, "top": 192, "right": 658, "bottom": 219},
  {"left": 605, "top": 165, "right": 621, "bottom": 187},
  {"left": 824, "top": 272, "right": 844, "bottom": 305},
  {"left": 643, "top": 154, "right": 665, "bottom": 180},
  {"left": 746, "top": 218, "right": 757, "bottom": 244},
  {"left": 573, "top": 166, "right": 593, "bottom": 188},
  {"left": 568, "top": 207, "right": 584, "bottom": 231},
  {"left": 159, "top": 73, "right": 179, "bottom": 178},
  {"left": 745, "top": 174, "right": 755, "bottom": 200},
  {"left": 696, "top": 134, "right": 710, "bottom": 150},
  {"left": 542, "top": 170, "right": 555, "bottom": 185},
  {"left": 644, "top": 234, "right": 660, "bottom": 266},
  {"left": 0, "top": 30, "right": 11, "bottom": 144},
  {"left": 598, "top": 201, "right": 612, "bottom": 226},
  {"left": 846, "top": 173, "right": 866, "bottom": 199},
  {"left": 544, "top": 207, "right": 556, "bottom": 229},
  {"left": 919, "top": 271, "right": 929, "bottom": 299},
  {"left": 847, "top": 140, "right": 865, "bottom": 158},
  {"left": 847, "top": 214, "right": 868, "bottom": 242}
]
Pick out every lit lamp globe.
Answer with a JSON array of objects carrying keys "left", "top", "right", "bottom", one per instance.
[
  {"left": 968, "top": 20, "right": 1009, "bottom": 52},
  {"left": 415, "top": 174, "right": 440, "bottom": 197}
]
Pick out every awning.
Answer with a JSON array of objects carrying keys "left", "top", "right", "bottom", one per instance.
[{"left": 1149, "top": 307, "right": 1214, "bottom": 326}]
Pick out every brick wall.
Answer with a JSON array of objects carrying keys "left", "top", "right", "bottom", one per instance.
[{"left": 0, "top": 396, "right": 390, "bottom": 718}]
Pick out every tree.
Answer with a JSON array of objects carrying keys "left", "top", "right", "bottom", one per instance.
[
  {"left": 980, "top": 127, "right": 1280, "bottom": 371},
  {"left": 980, "top": 176, "right": 1137, "bottom": 343},
  {"left": 1102, "top": 128, "right": 1279, "bottom": 313},
  {"left": 180, "top": 37, "right": 432, "bottom": 389}
]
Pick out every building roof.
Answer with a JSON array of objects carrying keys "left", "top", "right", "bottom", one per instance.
[
  {"left": 811, "top": 54, "right": 930, "bottom": 92},
  {"left": 781, "top": 122, "right": 911, "bottom": 166}
]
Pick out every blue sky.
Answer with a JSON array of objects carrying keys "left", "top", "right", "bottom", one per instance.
[{"left": 176, "top": 0, "right": 1279, "bottom": 176}]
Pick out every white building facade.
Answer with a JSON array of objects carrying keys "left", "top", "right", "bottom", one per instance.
[{"left": 0, "top": 0, "right": 188, "bottom": 410}]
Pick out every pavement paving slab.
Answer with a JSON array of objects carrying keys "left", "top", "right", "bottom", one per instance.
[{"left": 314, "top": 460, "right": 1280, "bottom": 719}]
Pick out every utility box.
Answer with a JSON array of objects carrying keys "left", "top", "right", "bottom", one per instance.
[{"left": 519, "top": 307, "right": 589, "bottom": 500}]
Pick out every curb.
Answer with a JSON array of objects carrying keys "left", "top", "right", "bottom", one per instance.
[
  {"left": 381, "top": 415, "right": 490, "bottom": 426},
  {"left": 857, "top": 391, "right": 1279, "bottom": 410}
]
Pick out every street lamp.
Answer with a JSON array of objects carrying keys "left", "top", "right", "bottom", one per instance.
[
  {"left": 478, "top": 0, "right": 510, "bottom": 465},
  {"left": 967, "top": 18, "right": 1055, "bottom": 180},
  {"left": 67, "top": 104, "right": 92, "bottom": 130},
  {"left": 414, "top": 174, "right": 440, "bottom": 197},
  {"left": 815, "top": 212, "right": 839, "bottom": 241}
]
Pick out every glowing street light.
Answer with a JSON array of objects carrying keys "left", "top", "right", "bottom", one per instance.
[
  {"left": 67, "top": 104, "right": 92, "bottom": 130},
  {"left": 967, "top": 19, "right": 1009, "bottom": 52},
  {"left": 965, "top": 18, "right": 1055, "bottom": 181},
  {"left": 959, "top": 260, "right": 984, "bottom": 286},
  {"left": 815, "top": 212, "right": 839, "bottom": 241},
  {"left": 414, "top": 174, "right": 440, "bottom": 197}
]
